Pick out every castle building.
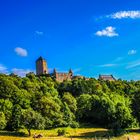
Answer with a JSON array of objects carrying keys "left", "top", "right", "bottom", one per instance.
[
  {"left": 99, "top": 74, "right": 116, "bottom": 81},
  {"left": 36, "top": 56, "right": 116, "bottom": 82},
  {"left": 53, "top": 68, "right": 73, "bottom": 82},
  {"left": 36, "top": 56, "right": 73, "bottom": 82},
  {"left": 36, "top": 56, "right": 48, "bottom": 75}
]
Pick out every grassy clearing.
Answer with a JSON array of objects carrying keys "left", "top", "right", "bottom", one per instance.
[{"left": 0, "top": 127, "right": 140, "bottom": 140}]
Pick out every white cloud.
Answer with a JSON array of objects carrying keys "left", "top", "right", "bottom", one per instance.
[
  {"left": 95, "top": 26, "right": 118, "bottom": 37},
  {"left": 12, "top": 68, "right": 33, "bottom": 77},
  {"left": 108, "top": 11, "right": 140, "bottom": 19},
  {"left": 0, "top": 64, "right": 8, "bottom": 73},
  {"left": 126, "top": 63, "right": 140, "bottom": 69},
  {"left": 126, "top": 60, "right": 140, "bottom": 69},
  {"left": 35, "top": 31, "right": 44, "bottom": 36},
  {"left": 128, "top": 50, "right": 137, "bottom": 55},
  {"left": 114, "top": 57, "right": 124, "bottom": 62},
  {"left": 99, "top": 63, "right": 117, "bottom": 67},
  {"left": 15, "top": 47, "right": 28, "bottom": 57}
]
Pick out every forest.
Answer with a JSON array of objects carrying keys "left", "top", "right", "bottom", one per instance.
[{"left": 0, "top": 73, "right": 140, "bottom": 136}]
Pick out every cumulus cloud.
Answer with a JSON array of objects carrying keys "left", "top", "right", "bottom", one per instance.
[
  {"left": 95, "top": 26, "right": 118, "bottom": 37},
  {"left": 15, "top": 47, "right": 28, "bottom": 57},
  {"left": 12, "top": 68, "right": 33, "bottom": 77},
  {"left": 128, "top": 50, "right": 137, "bottom": 55},
  {"left": 108, "top": 11, "right": 140, "bottom": 19},
  {"left": 35, "top": 30, "right": 44, "bottom": 36}
]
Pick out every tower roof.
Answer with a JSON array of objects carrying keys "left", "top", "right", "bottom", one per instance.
[
  {"left": 69, "top": 68, "right": 73, "bottom": 73},
  {"left": 36, "top": 56, "right": 45, "bottom": 62},
  {"left": 53, "top": 68, "right": 57, "bottom": 73}
]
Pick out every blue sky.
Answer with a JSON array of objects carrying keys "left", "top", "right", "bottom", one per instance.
[{"left": 0, "top": 0, "right": 140, "bottom": 80}]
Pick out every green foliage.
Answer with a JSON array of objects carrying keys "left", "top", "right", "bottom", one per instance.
[
  {"left": 0, "top": 112, "right": 7, "bottom": 130},
  {"left": 77, "top": 93, "right": 136, "bottom": 130},
  {"left": 132, "top": 91, "right": 140, "bottom": 126},
  {"left": 0, "top": 99, "right": 13, "bottom": 128},
  {"left": 77, "top": 94, "right": 92, "bottom": 120},
  {"left": 0, "top": 73, "right": 140, "bottom": 134},
  {"left": 21, "top": 109, "right": 45, "bottom": 136},
  {"left": 37, "top": 96, "right": 64, "bottom": 128},
  {"left": 10, "top": 104, "right": 22, "bottom": 130},
  {"left": 62, "top": 92, "right": 77, "bottom": 113},
  {"left": 62, "top": 102, "right": 78, "bottom": 127},
  {"left": 57, "top": 128, "right": 66, "bottom": 136}
]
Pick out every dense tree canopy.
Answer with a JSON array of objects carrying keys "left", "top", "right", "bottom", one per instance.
[{"left": 0, "top": 73, "right": 140, "bottom": 134}]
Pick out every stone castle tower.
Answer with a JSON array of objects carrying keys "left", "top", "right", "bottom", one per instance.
[
  {"left": 35, "top": 56, "right": 74, "bottom": 82},
  {"left": 36, "top": 56, "right": 48, "bottom": 75}
]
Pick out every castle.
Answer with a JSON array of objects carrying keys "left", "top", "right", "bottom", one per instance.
[
  {"left": 99, "top": 74, "right": 116, "bottom": 81},
  {"left": 36, "top": 56, "right": 116, "bottom": 82},
  {"left": 36, "top": 56, "right": 75, "bottom": 82}
]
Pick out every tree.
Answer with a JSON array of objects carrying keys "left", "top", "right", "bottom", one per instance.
[
  {"left": 62, "top": 92, "right": 77, "bottom": 113},
  {"left": 11, "top": 104, "right": 22, "bottom": 130},
  {"left": 132, "top": 91, "right": 140, "bottom": 125},
  {"left": 38, "top": 96, "right": 63, "bottom": 128},
  {"left": 0, "top": 99, "right": 13, "bottom": 128},
  {"left": 62, "top": 102, "right": 78, "bottom": 127},
  {"left": 77, "top": 94, "right": 92, "bottom": 121},
  {"left": 0, "top": 112, "right": 6, "bottom": 130},
  {"left": 77, "top": 92, "right": 135, "bottom": 130},
  {"left": 21, "top": 109, "right": 45, "bottom": 136},
  {"left": 0, "top": 73, "right": 139, "bottom": 132},
  {"left": 0, "top": 76, "right": 19, "bottom": 99}
]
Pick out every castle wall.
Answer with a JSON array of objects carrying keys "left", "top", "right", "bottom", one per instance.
[{"left": 55, "top": 72, "right": 72, "bottom": 82}]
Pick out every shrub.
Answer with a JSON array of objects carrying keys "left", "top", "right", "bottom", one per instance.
[
  {"left": 110, "top": 129, "right": 127, "bottom": 136},
  {"left": 57, "top": 129, "right": 66, "bottom": 136}
]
